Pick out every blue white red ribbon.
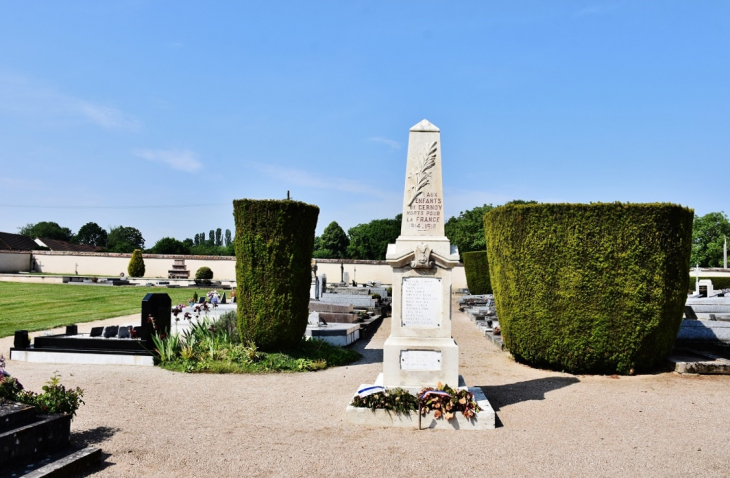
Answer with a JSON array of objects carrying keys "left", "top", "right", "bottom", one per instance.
[{"left": 357, "top": 385, "right": 385, "bottom": 398}]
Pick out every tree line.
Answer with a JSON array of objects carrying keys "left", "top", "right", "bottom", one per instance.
[
  {"left": 18, "top": 204, "right": 729, "bottom": 264},
  {"left": 17, "top": 222, "right": 235, "bottom": 255}
]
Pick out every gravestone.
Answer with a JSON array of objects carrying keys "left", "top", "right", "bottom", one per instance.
[
  {"left": 103, "top": 326, "right": 119, "bottom": 338},
  {"left": 117, "top": 326, "right": 131, "bottom": 339},
  {"left": 382, "top": 119, "right": 461, "bottom": 389},
  {"left": 343, "top": 272, "right": 349, "bottom": 285},
  {"left": 141, "top": 293, "right": 172, "bottom": 341}
]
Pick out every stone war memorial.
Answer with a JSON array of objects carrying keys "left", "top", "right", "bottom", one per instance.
[{"left": 346, "top": 119, "right": 495, "bottom": 430}]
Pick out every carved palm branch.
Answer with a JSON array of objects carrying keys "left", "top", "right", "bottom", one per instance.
[{"left": 408, "top": 141, "right": 438, "bottom": 206}]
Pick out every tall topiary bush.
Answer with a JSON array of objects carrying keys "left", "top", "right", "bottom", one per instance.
[
  {"left": 127, "top": 249, "right": 146, "bottom": 277},
  {"left": 484, "top": 202, "right": 693, "bottom": 374},
  {"left": 462, "top": 250, "right": 492, "bottom": 295},
  {"left": 234, "top": 199, "right": 319, "bottom": 351}
]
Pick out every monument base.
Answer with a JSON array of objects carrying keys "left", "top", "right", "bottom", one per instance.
[
  {"left": 382, "top": 336, "right": 459, "bottom": 389},
  {"left": 345, "top": 373, "right": 496, "bottom": 430}
]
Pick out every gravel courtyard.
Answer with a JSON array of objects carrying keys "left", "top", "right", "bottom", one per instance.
[{"left": 2, "top": 302, "right": 729, "bottom": 477}]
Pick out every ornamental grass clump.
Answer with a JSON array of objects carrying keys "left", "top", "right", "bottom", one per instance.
[
  {"left": 484, "top": 202, "right": 694, "bottom": 374},
  {"left": 151, "top": 312, "right": 361, "bottom": 373}
]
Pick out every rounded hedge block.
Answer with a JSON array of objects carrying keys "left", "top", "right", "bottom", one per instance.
[
  {"left": 234, "top": 199, "right": 319, "bottom": 351},
  {"left": 195, "top": 266, "right": 214, "bottom": 280},
  {"left": 462, "top": 251, "right": 492, "bottom": 295},
  {"left": 484, "top": 203, "right": 693, "bottom": 374}
]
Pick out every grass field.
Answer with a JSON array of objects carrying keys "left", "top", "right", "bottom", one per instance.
[{"left": 0, "top": 282, "right": 219, "bottom": 338}]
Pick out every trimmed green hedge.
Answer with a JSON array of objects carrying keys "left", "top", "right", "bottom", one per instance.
[
  {"left": 462, "top": 251, "right": 492, "bottom": 295},
  {"left": 484, "top": 202, "right": 693, "bottom": 374},
  {"left": 689, "top": 277, "right": 730, "bottom": 291},
  {"left": 234, "top": 199, "right": 319, "bottom": 351}
]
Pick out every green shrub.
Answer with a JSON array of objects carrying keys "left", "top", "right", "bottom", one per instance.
[
  {"left": 233, "top": 199, "right": 319, "bottom": 351},
  {"left": 127, "top": 249, "right": 145, "bottom": 277},
  {"left": 688, "top": 277, "right": 730, "bottom": 291},
  {"left": 462, "top": 250, "right": 492, "bottom": 295},
  {"left": 484, "top": 202, "right": 693, "bottom": 374},
  {"left": 195, "top": 266, "right": 214, "bottom": 280},
  {"left": 1, "top": 372, "right": 84, "bottom": 418}
]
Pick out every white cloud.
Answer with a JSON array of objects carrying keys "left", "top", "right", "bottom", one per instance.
[
  {"left": 76, "top": 101, "right": 141, "bottom": 130},
  {"left": 248, "top": 162, "right": 398, "bottom": 200},
  {"left": 369, "top": 137, "right": 401, "bottom": 150},
  {"left": 0, "top": 72, "right": 141, "bottom": 131},
  {"left": 134, "top": 149, "right": 202, "bottom": 172}
]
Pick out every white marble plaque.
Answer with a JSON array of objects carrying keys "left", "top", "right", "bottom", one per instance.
[
  {"left": 401, "top": 277, "right": 442, "bottom": 328},
  {"left": 400, "top": 350, "right": 442, "bottom": 371}
]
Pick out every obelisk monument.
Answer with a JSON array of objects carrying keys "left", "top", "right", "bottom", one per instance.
[{"left": 382, "top": 119, "right": 461, "bottom": 389}]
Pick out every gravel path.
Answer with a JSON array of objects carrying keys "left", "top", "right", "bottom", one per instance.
[{"left": 3, "top": 301, "right": 730, "bottom": 477}]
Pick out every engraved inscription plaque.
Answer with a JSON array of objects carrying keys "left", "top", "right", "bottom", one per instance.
[
  {"left": 400, "top": 350, "right": 442, "bottom": 371},
  {"left": 401, "top": 277, "right": 442, "bottom": 328}
]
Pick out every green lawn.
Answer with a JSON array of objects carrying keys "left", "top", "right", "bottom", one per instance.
[{"left": 0, "top": 282, "right": 217, "bottom": 338}]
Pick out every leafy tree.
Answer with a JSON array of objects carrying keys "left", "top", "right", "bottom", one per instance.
[
  {"left": 127, "top": 249, "right": 146, "bottom": 277},
  {"left": 208, "top": 230, "right": 215, "bottom": 245},
  {"left": 18, "top": 222, "right": 73, "bottom": 242},
  {"left": 190, "top": 243, "right": 235, "bottom": 256},
  {"left": 445, "top": 204, "right": 494, "bottom": 257},
  {"left": 183, "top": 238, "right": 194, "bottom": 249},
  {"left": 76, "top": 222, "right": 107, "bottom": 247},
  {"left": 193, "top": 234, "right": 200, "bottom": 246},
  {"left": 224, "top": 229, "right": 232, "bottom": 246},
  {"left": 347, "top": 215, "right": 401, "bottom": 260},
  {"left": 107, "top": 226, "right": 145, "bottom": 253},
  {"left": 215, "top": 228, "right": 222, "bottom": 246},
  {"left": 691, "top": 211, "right": 730, "bottom": 267},
  {"left": 149, "top": 237, "right": 191, "bottom": 255},
  {"left": 445, "top": 201, "right": 537, "bottom": 259},
  {"left": 317, "top": 221, "right": 349, "bottom": 258}
]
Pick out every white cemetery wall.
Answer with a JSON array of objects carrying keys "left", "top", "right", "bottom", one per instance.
[
  {"left": 0, "top": 251, "right": 468, "bottom": 288},
  {"left": 0, "top": 251, "right": 31, "bottom": 273},
  {"left": 28, "top": 251, "right": 237, "bottom": 280}
]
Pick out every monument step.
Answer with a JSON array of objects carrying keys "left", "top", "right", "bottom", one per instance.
[
  {"left": 0, "top": 402, "right": 37, "bottom": 434},
  {"left": 0, "top": 445, "right": 101, "bottom": 478},
  {"left": 0, "top": 412, "right": 71, "bottom": 469}
]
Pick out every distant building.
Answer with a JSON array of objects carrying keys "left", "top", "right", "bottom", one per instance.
[
  {"left": 34, "top": 238, "right": 100, "bottom": 253},
  {"left": 0, "top": 231, "right": 40, "bottom": 251}
]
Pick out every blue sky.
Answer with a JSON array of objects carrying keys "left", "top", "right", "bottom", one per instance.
[{"left": 1, "top": 1, "right": 728, "bottom": 246}]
